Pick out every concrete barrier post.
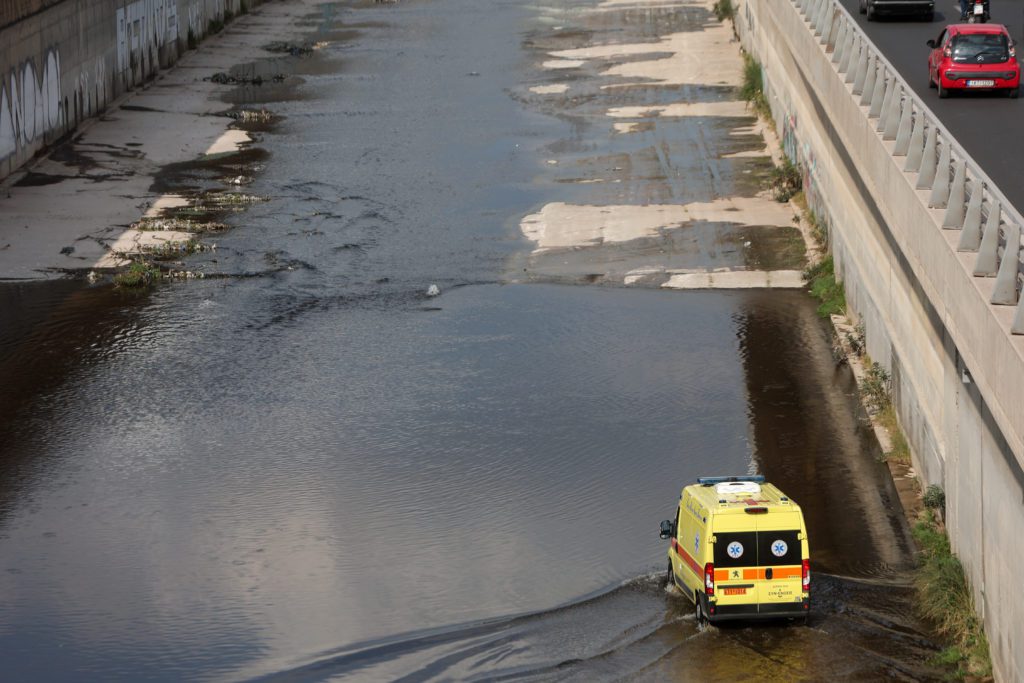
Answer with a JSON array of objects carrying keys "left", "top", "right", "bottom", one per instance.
[
  {"left": 823, "top": 8, "right": 838, "bottom": 47},
  {"left": 816, "top": 1, "right": 832, "bottom": 39},
  {"left": 974, "top": 201, "right": 1002, "bottom": 276},
  {"left": 992, "top": 222, "right": 1021, "bottom": 304},
  {"left": 943, "top": 162, "right": 967, "bottom": 228},
  {"left": 877, "top": 75, "right": 895, "bottom": 131},
  {"left": 928, "top": 143, "right": 952, "bottom": 208},
  {"left": 959, "top": 181, "right": 984, "bottom": 251},
  {"left": 916, "top": 125, "right": 938, "bottom": 189},
  {"left": 809, "top": 0, "right": 820, "bottom": 30},
  {"left": 883, "top": 84, "right": 902, "bottom": 140},
  {"left": 894, "top": 99, "right": 913, "bottom": 155},
  {"left": 868, "top": 63, "right": 886, "bottom": 116},
  {"left": 853, "top": 47, "right": 869, "bottom": 94},
  {"left": 846, "top": 36, "right": 861, "bottom": 84},
  {"left": 812, "top": 0, "right": 826, "bottom": 35},
  {"left": 833, "top": 21, "right": 848, "bottom": 64},
  {"left": 904, "top": 113, "right": 925, "bottom": 171},
  {"left": 839, "top": 29, "right": 856, "bottom": 73},
  {"left": 860, "top": 55, "right": 877, "bottom": 106},
  {"left": 1012, "top": 297, "right": 1024, "bottom": 334}
]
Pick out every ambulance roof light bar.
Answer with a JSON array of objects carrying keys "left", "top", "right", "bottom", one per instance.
[{"left": 697, "top": 475, "right": 765, "bottom": 486}]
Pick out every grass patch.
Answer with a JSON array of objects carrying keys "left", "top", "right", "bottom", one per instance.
[
  {"left": 113, "top": 261, "right": 161, "bottom": 288},
  {"left": 877, "top": 404, "right": 911, "bottom": 462},
  {"left": 803, "top": 255, "right": 845, "bottom": 317},
  {"left": 912, "top": 509, "right": 992, "bottom": 679},
  {"left": 713, "top": 0, "right": 734, "bottom": 21},
  {"left": 739, "top": 53, "right": 772, "bottom": 122}
]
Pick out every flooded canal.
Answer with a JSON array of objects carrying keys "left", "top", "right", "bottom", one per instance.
[{"left": 0, "top": 0, "right": 945, "bottom": 680}]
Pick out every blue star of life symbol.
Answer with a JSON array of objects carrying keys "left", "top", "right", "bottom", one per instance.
[
  {"left": 727, "top": 541, "right": 743, "bottom": 558},
  {"left": 772, "top": 540, "right": 788, "bottom": 557}
]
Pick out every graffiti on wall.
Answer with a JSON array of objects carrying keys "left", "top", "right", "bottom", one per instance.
[
  {"left": 187, "top": 0, "right": 227, "bottom": 39},
  {"left": 0, "top": 50, "right": 61, "bottom": 161},
  {"left": 116, "top": 0, "right": 178, "bottom": 85}
]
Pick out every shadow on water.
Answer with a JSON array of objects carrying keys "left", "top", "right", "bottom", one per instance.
[{"left": 0, "top": 282, "right": 149, "bottom": 516}]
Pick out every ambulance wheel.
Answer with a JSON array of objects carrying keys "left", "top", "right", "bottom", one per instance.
[
  {"left": 694, "top": 591, "right": 708, "bottom": 629},
  {"left": 664, "top": 560, "right": 673, "bottom": 589}
]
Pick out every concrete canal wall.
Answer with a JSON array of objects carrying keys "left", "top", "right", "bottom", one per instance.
[
  {"left": 0, "top": 0, "right": 261, "bottom": 180},
  {"left": 732, "top": 1, "right": 1024, "bottom": 679}
]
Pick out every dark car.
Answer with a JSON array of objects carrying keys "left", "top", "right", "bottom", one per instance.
[
  {"left": 859, "top": 0, "right": 934, "bottom": 21},
  {"left": 927, "top": 24, "right": 1020, "bottom": 98}
]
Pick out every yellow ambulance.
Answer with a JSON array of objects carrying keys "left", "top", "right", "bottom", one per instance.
[{"left": 659, "top": 476, "right": 810, "bottom": 625}]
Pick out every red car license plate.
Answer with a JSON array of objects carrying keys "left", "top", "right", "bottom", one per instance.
[
  {"left": 723, "top": 587, "right": 747, "bottom": 595},
  {"left": 967, "top": 80, "right": 995, "bottom": 87}
]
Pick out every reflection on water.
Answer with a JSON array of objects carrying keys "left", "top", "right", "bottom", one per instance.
[
  {"left": 0, "top": 0, "right": 943, "bottom": 678},
  {"left": 0, "top": 283, "right": 941, "bottom": 681}
]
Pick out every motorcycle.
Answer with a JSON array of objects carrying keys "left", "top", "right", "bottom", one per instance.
[{"left": 964, "top": 0, "right": 990, "bottom": 23}]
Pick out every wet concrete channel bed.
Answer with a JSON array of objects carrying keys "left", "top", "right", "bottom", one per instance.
[{"left": 0, "top": 0, "right": 950, "bottom": 680}]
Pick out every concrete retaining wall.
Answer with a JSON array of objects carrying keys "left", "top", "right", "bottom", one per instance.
[
  {"left": 0, "top": 0, "right": 258, "bottom": 180},
  {"left": 734, "top": 1, "right": 1024, "bottom": 680}
]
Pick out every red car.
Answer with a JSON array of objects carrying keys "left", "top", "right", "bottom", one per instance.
[{"left": 927, "top": 24, "right": 1020, "bottom": 98}]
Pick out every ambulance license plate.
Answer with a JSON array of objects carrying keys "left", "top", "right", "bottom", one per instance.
[
  {"left": 967, "top": 80, "right": 995, "bottom": 87},
  {"left": 723, "top": 587, "right": 747, "bottom": 595}
]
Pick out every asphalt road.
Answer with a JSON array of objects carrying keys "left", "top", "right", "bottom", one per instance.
[{"left": 837, "top": 0, "right": 1024, "bottom": 212}]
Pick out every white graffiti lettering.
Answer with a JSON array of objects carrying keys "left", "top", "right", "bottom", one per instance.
[
  {"left": 0, "top": 50, "right": 61, "bottom": 161},
  {"left": 116, "top": 0, "right": 179, "bottom": 86}
]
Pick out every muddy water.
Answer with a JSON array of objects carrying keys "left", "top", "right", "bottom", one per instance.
[{"left": 0, "top": 0, "right": 944, "bottom": 681}]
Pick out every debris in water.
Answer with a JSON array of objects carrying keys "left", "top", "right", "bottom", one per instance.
[
  {"left": 264, "top": 41, "right": 314, "bottom": 56},
  {"left": 60, "top": 245, "right": 75, "bottom": 255},
  {"left": 426, "top": 284, "right": 440, "bottom": 297}
]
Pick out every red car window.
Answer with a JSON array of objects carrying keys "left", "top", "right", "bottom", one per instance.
[{"left": 952, "top": 33, "right": 1010, "bottom": 63}]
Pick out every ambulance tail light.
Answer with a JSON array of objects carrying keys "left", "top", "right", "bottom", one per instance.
[
  {"left": 802, "top": 559, "right": 810, "bottom": 591},
  {"left": 704, "top": 563, "right": 715, "bottom": 595}
]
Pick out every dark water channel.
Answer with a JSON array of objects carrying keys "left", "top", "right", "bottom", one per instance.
[{"left": 0, "top": 0, "right": 944, "bottom": 680}]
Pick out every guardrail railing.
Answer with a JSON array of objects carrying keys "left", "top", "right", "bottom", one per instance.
[{"left": 795, "top": 0, "right": 1024, "bottom": 334}]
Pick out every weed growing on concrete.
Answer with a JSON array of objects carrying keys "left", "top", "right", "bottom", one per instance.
[
  {"left": 208, "top": 17, "right": 224, "bottom": 34},
  {"left": 187, "top": 28, "right": 197, "bottom": 50},
  {"left": 739, "top": 53, "right": 772, "bottom": 123},
  {"left": 713, "top": 0, "right": 735, "bottom": 21},
  {"left": 768, "top": 156, "right": 802, "bottom": 202},
  {"left": 804, "top": 255, "right": 845, "bottom": 317},
  {"left": 236, "top": 108, "right": 274, "bottom": 123},
  {"left": 912, "top": 509, "right": 992, "bottom": 679},
  {"left": 113, "top": 261, "right": 161, "bottom": 288},
  {"left": 860, "top": 362, "right": 891, "bottom": 413},
  {"left": 143, "top": 239, "right": 207, "bottom": 260},
  {"left": 923, "top": 485, "right": 946, "bottom": 515},
  {"left": 240, "top": 1, "right": 248, "bottom": 15},
  {"left": 133, "top": 216, "right": 227, "bottom": 233},
  {"left": 224, "top": 8, "right": 235, "bottom": 23},
  {"left": 845, "top": 320, "right": 866, "bottom": 356}
]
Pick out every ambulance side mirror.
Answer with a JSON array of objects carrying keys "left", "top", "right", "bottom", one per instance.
[
  {"left": 659, "top": 519, "right": 674, "bottom": 539},
  {"left": 926, "top": 39, "right": 936, "bottom": 48}
]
